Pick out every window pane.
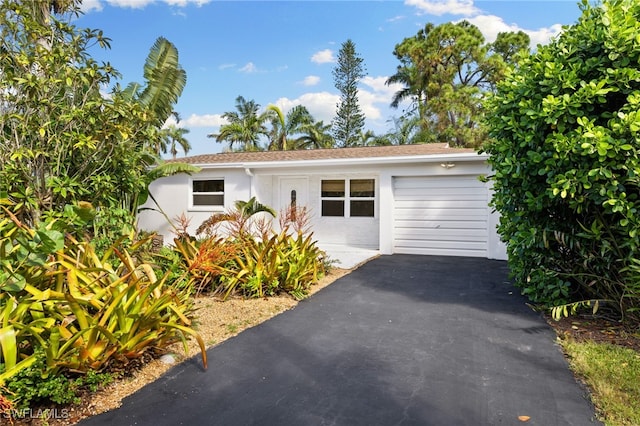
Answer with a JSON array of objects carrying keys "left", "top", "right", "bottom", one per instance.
[
  {"left": 193, "top": 194, "right": 224, "bottom": 206},
  {"left": 350, "top": 179, "right": 375, "bottom": 197},
  {"left": 350, "top": 200, "right": 374, "bottom": 217},
  {"left": 193, "top": 180, "right": 224, "bottom": 193},
  {"left": 322, "top": 200, "right": 344, "bottom": 216},
  {"left": 321, "top": 180, "right": 345, "bottom": 197}
]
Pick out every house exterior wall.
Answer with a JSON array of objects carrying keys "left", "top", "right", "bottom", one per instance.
[
  {"left": 137, "top": 168, "right": 252, "bottom": 242},
  {"left": 252, "top": 165, "right": 382, "bottom": 249},
  {"left": 138, "top": 156, "right": 507, "bottom": 260}
]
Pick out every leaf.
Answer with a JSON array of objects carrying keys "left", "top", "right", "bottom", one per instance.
[
  {"left": 518, "top": 415, "right": 531, "bottom": 422},
  {"left": 0, "top": 326, "right": 17, "bottom": 369},
  {"left": 34, "top": 228, "right": 65, "bottom": 254}
]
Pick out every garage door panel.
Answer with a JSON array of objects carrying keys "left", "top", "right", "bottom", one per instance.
[
  {"left": 393, "top": 176, "right": 488, "bottom": 257},
  {"left": 395, "top": 200, "right": 488, "bottom": 209},
  {"left": 394, "top": 208, "right": 487, "bottom": 218},
  {"left": 394, "top": 229, "right": 487, "bottom": 241},
  {"left": 395, "top": 187, "right": 485, "bottom": 197},
  {"left": 394, "top": 194, "right": 488, "bottom": 202},
  {"left": 395, "top": 247, "right": 488, "bottom": 257},
  {"left": 394, "top": 177, "right": 485, "bottom": 190},
  {"left": 394, "top": 219, "right": 487, "bottom": 229},
  {"left": 394, "top": 239, "right": 487, "bottom": 250}
]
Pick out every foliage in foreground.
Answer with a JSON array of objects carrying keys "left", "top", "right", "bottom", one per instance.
[
  {"left": 0, "top": 0, "right": 196, "bottom": 242},
  {"left": 560, "top": 338, "right": 640, "bottom": 426},
  {"left": 0, "top": 205, "right": 206, "bottom": 409},
  {"left": 3, "top": 351, "right": 114, "bottom": 409},
  {"left": 171, "top": 201, "right": 327, "bottom": 301},
  {"left": 483, "top": 0, "right": 640, "bottom": 322}
]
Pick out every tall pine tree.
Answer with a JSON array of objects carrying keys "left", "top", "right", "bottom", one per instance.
[{"left": 332, "top": 39, "right": 366, "bottom": 148}]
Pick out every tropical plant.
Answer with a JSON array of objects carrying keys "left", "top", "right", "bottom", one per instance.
[
  {"left": 0, "top": 206, "right": 207, "bottom": 390},
  {"left": 159, "top": 124, "right": 191, "bottom": 159},
  {"left": 387, "top": 21, "right": 530, "bottom": 147},
  {"left": 174, "top": 200, "right": 326, "bottom": 300},
  {"left": 196, "top": 197, "right": 276, "bottom": 238},
  {"left": 213, "top": 229, "right": 326, "bottom": 301},
  {"left": 121, "top": 36, "right": 187, "bottom": 130},
  {"left": 332, "top": 39, "right": 367, "bottom": 147},
  {"left": 266, "top": 104, "right": 314, "bottom": 150},
  {"left": 208, "top": 96, "right": 271, "bottom": 151},
  {"left": 383, "top": 116, "right": 425, "bottom": 145},
  {"left": 0, "top": 1, "right": 194, "bottom": 243},
  {"left": 295, "top": 120, "right": 335, "bottom": 149},
  {"left": 482, "top": 0, "right": 640, "bottom": 322}
]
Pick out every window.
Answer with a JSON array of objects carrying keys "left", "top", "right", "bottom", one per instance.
[
  {"left": 192, "top": 179, "right": 224, "bottom": 207},
  {"left": 321, "top": 179, "right": 374, "bottom": 217},
  {"left": 350, "top": 179, "right": 375, "bottom": 217},
  {"left": 321, "top": 180, "right": 345, "bottom": 216}
]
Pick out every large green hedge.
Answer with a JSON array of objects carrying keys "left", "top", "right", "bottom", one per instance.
[{"left": 483, "top": 0, "right": 640, "bottom": 321}]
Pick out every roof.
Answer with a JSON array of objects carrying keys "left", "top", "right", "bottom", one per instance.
[{"left": 170, "top": 143, "right": 480, "bottom": 166}]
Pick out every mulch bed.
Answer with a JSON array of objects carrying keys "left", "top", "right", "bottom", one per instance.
[{"left": 545, "top": 314, "right": 640, "bottom": 353}]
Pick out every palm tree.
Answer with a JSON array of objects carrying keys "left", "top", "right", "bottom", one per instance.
[
  {"left": 266, "top": 104, "right": 313, "bottom": 150},
  {"left": 384, "top": 116, "right": 423, "bottom": 145},
  {"left": 357, "top": 129, "right": 377, "bottom": 147},
  {"left": 235, "top": 197, "right": 276, "bottom": 218},
  {"left": 162, "top": 124, "right": 191, "bottom": 158},
  {"left": 122, "top": 37, "right": 187, "bottom": 130},
  {"left": 294, "top": 120, "right": 335, "bottom": 149},
  {"left": 208, "top": 96, "right": 271, "bottom": 151}
]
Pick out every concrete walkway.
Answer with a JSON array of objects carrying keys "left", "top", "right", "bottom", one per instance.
[
  {"left": 318, "top": 243, "right": 379, "bottom": 269},
  {"left": 80, "top": 255, "right": 600, "bottom": 426}
]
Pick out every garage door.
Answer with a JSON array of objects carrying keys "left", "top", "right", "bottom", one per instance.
[{"left": 393, "top": 176, "right": 489, "bottom": 257}]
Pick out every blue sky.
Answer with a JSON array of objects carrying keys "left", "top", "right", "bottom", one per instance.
[{"left": 75, "top": 0, "right": 584, "bottom": 156}]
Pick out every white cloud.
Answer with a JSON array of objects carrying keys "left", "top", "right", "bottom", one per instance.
[
  {"left": 300, "top": 75, "right": 321, "bottom": 86},
  {"left": 404, "top": 0, "right": 563, "bottom": 47},
  {"left": 272, "top": 92, "right": 339, "bottom": 123},
  {"left": 80, "top": 0, "right": 103, "bottom": 12},
  {"left": 269, "top": 76, "right": 404, "bottom": 128},
  {"left": 239, "top": 62, "right": 258, "bottom": 73},
  {"left": 355, "top": 89, "right": 383, "bottom": 121},
  {"left": 218, "top": 63, "right": 235, "bottom": 70},
  {"left": 182, "top": 113, "right": 227, "bottom": 128},
  {"left": 357, "top": 76, "right": 409, "bottom": 122},
  {"left": 361, "top": 76, "right": 403, "bottom": 99},
  {"left": 465, "top": 14, "right": 562, "bottom": 45},
  {"left": 526, "top": 24, "right": 564, "bottom": 47},
  {"left": 106, "top": 0, "right": 153, "bottom": 8},
  {"left": 405, "top": 0, "right": 478, "bottom": 16},
  {"left": 311, "top": 49, "right": 335, "bottom": 64}
]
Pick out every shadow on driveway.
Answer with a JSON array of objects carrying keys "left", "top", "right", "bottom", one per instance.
[{"left": 80, "top": 255, "right": 601, "bottom": 426}]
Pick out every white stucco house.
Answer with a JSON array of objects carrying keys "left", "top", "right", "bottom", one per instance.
[{"left": 138, "top": 143, "right": 507, "bottom": 260}]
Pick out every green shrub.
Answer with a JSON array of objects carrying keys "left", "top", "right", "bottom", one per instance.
[
  {"left": 215, "top": 230, "right": 326, "bottom": 300},
  {"left": 176, "top": 202, "right": 327, "bottom": 300},
  {"left": 1, "top": 350, "right": 114, "bottom": 409},
  {"left": 0, "top": 206, "right": 207, "bottom": 389},
  {"left": 483, "top": 0, "right": 640, "bottom": 322}
]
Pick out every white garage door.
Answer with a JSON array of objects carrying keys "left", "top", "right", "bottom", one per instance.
[{"left": 393, "top": 175, "right": 489, "bottom": 257}]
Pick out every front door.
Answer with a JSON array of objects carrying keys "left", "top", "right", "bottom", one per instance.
[{"left": 279, "top": 177, "right": 309, "bottom": 220}]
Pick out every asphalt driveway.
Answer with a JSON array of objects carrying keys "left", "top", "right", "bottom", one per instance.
[{"left": 80, "top": 255, "right": 600, "bottom": 426}]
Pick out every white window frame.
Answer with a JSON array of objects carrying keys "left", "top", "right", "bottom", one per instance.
[
  {"left": 189, "top": 178, "right": 225, "bottom": 211},
  {"left": 320, "top": 178, "right": 376, "bottom": 218}
]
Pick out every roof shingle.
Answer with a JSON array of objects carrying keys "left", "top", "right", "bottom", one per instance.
[{"left": 169, "top": 143, "right": 477, "bottom": 165}]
